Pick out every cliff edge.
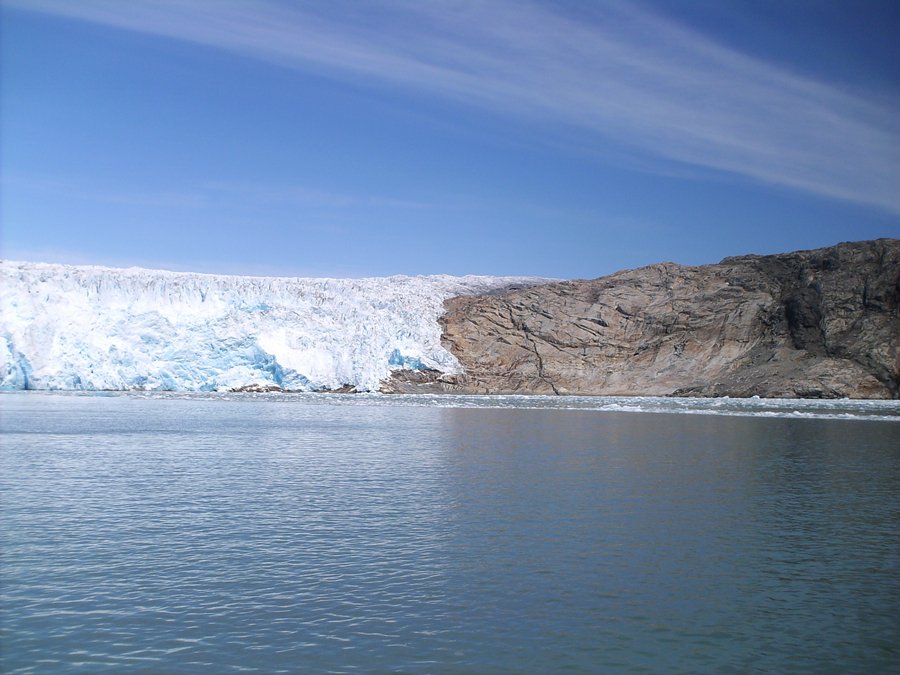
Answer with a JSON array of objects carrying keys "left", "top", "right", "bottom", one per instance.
[{"left": 430, "top": 239, "right": 898, "bottom": 398}]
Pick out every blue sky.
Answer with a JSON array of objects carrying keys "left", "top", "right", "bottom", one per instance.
[{"left": 1, "top": 0, "right": 898, "bottom": 278}]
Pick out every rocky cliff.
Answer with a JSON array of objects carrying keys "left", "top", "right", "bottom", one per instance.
[{"left": 424, "top": 239, "right": 898, "bottom": 399}]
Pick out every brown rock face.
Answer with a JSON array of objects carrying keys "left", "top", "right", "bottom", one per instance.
[{"left": 438, "top": 239, "right": 899, "bottom": 399}]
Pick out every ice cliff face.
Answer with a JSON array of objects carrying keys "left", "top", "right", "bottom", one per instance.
[{"left": 0, "top": 261, "right": 542, "bottom": 392}]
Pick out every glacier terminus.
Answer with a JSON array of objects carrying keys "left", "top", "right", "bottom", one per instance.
[{"left": 0, "top": 261, "right": 543, "bottom": 392}]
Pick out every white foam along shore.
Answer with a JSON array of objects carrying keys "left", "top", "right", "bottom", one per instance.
[
  {"left": 0, "top": 261, "right": 546, "bottom": 392},
  {"left": 2, "top": 390, "right": 899, "bottom": 421}
]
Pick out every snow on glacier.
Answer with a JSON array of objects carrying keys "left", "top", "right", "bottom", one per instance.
[{"left": 0, "top": 261, "right": 544, "bottom": 392}]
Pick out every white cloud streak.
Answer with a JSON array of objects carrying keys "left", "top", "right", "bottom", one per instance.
[
  {"left": 0, "top": 173, "right": 206, "bottom": 208},
  {"left": 7, "top": 0, "right": 900, "bottom": 213},
  {"left": 200, "top": 180, "right": 433, "bottom": 211}
]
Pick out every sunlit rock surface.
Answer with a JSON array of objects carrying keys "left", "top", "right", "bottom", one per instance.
[{"left": 437, "top": 239, "right": 899, "bottom": 399}]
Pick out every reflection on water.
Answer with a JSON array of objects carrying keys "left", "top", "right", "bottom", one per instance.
[{"left": 1, "top": 394, "right": 897, "bottom": 672}]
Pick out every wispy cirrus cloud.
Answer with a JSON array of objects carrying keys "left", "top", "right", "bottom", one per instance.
[
  {"left": 1, "top": 173, "right": 430, "bottom": 212},
  {"left": 200, "top": 180, "right": 434, "bottom": 211},
  {"left": 0, "top": 173, "right": 206, "bottom": 208},
  {"left": 6, "top": 0, "right": 900, "bottom": 213}
]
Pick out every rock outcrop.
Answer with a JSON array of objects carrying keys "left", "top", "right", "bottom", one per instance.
[{"left": 433, "top": 239, "right": 898, "bottom": 399}]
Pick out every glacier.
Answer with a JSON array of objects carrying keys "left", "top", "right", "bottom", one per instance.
[{"left": 0, "top": 261, "right": 544, "bottom": 392}]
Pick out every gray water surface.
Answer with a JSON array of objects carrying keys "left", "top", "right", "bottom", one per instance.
[{"left": 1, "top": 393, "right": 898, "bottom": 672}]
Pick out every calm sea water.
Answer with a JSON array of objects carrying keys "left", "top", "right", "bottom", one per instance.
[{"left": 1, "top": 392, "right": 898, "bottom": 673}]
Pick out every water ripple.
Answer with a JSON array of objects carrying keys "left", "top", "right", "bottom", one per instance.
[{"left": 1, "top": 393, "right": 898, "bottom": 672}]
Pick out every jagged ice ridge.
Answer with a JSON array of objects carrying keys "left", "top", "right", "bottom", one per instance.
[{"left": 0, "top": 261, "right": 543, "bottom": 392}]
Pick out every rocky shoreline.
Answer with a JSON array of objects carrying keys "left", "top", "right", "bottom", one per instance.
[{"left": 382, "top": 239, "right": 899, "bottom": 399}]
